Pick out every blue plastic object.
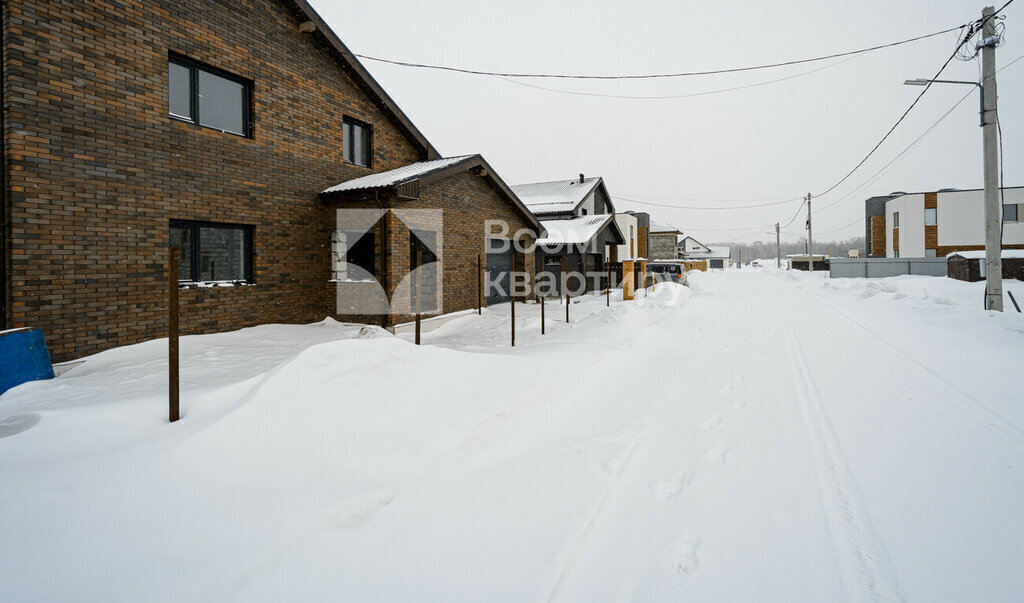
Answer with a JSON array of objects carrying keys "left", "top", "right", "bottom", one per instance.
[{"left": 0, "top": 328, "right": 55, "bottom": 395}]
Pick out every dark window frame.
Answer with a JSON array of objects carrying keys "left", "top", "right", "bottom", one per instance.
[
  {"left": 169, "top": 219, "right": 255, "bottom": 283},
  {"left": 343, "top": 116, "right": 373, "bottom": 168},
  {"left": 168, "top": 53, "right": 254, "bottom": 138}
]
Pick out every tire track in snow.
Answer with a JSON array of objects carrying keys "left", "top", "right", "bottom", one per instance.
[
  {"left": 820, "top": 300, "right": 1024, "bottom": 448},
  {"left": 782, "top": 317, "right": 905, "bottom": 603},
  {"left": 543, "top": 434, "right": 644, "bottom": 603}
]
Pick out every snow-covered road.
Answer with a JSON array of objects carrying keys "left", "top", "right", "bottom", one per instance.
[{"left": 2, "top": 270, "right": 1022, "bottom": 602}]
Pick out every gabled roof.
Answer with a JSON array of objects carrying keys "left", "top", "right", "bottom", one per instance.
[
  {"left": 320, "top": 155, "right": 543, "bottom": 234},
  {"left": 677, "top": 235, "right": 710, "bottom": 253},
  {"left": 286, "top": 0, "right": 439, "bottom": 160},
  {"left": 536, "top": 214, "right": 623, "bottom": 246},
  {"left": 511, "top": 177, "right": 613, "bottom": 216}
]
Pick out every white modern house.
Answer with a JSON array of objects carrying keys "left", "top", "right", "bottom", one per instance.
[
  {"left": 677, "top": 236, "right": 731, "bottom": 269},
  {"left": 866, "top": 187, "right": 1024, "bottom": 258}
]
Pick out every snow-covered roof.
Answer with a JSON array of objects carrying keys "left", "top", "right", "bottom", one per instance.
[
  {"left": 322, "top": 155, "right": 475, "bottom": 194},
  {"left": 946, "top": 250, "right": 1024, "bottom": 259},
  {"left": 686, "top": 246, "right": 731, "bottom": 259},
  {"left": 536, "top": 215, "right": 616, "bottom": 246},
  {"left": 649, "top": 221, "right": 681, "bottom": 234},
  {"left": 511, "top": 177, "right": 602, "bottom": 215}
]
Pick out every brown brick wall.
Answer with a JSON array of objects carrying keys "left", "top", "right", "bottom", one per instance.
[
  {"left": 893, "top": 229, "right": 899, "bottom": 253},
  {"left": 3, "top": 0, "right": 427, "bottom": 361}
]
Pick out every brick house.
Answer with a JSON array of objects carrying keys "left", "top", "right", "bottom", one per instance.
[
  {"left": 1, "top": 0, "right": 539, "bottom": 362},
  {"left": 510, "top": 176, "right": 623, "bottom": 296}
]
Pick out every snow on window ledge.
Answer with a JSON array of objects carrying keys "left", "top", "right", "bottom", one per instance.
[{"left": 178, "top": 280, "right": 255, "bottom": 289}]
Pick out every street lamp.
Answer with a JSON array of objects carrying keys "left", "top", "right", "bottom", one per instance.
[
  {"left": 904, "top": 32, "right": 1002, "bottom": 312},
  {"left": 903, "top": 78, "right": 983, "bottom": 126}
]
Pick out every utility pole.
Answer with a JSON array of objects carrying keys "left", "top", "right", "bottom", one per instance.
[
  {"left": 775, "top": 222, "right": 781, "bottom": 269},
  {"left": 982, "top": 5, "right": 1003, "bottom": 311},
  {"left": 806, "top": 193, "right": 813, "bottom": 272}
]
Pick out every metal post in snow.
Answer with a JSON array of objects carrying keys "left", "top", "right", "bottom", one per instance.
[
  {"left": 477, "top": 254, "right": 482, "bottom": 314},
  {"left": 562, "top": 255, "right": 569, "bottom": 323},
  {"left": 168, "top": 246, "right": 180, "bottom": 423},
  {"left": 541, "top": 291, "right": 545, "bottom": 334},
  {"left": 510, "top": 253, "right": 516, "bottom": 347}
]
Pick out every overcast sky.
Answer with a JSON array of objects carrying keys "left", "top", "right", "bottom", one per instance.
[{"left": 309, "top": 0, "right": 1021, "bottom": 245}]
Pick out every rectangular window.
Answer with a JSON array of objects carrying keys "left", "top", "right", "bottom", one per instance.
[
  {"left": 925, "top": 208, "right": 937, "bottom": 225},
  {"left": 169, "top": 54, "right": 252, "bottom": 137},
  {"left": 343, "top": 117, "right": 372, "bottom": 167},
  {"left": 169, "top": 220, "right": 253, "bottom": 283},
  {"left": 925, "top": 249, "right": 937, "bottom": 258},
  {"left": 1003, "top": 204, "right": 1019, "bottom": 222},
  {"left": 893, "top": 212, "right": 899, "bottom": 228}
]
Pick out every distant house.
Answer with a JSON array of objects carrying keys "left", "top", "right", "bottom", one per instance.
[
  {"left": 512, "top": 175, "right": 623, "bottom": 295},
  {"left": 677, "top": 236, "right": 730, "bottom": 269},
  {"left": 511, "top": 175, "right": 615, "bottom": 220},
  {"left": 865, "top": 187, "right": 1024, "bottom": 258},
  {"left": 649, "top": 222, "right": 683, "bottom": 260},
  {"left": 678, "top": 236, "right": 710, "bottom": 256}
]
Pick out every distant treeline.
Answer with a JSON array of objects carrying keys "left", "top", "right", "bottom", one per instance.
[{"left": 713, "top": 236, "right": 866, "bottom": 262}]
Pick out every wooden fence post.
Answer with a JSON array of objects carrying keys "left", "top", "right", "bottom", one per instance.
[
  {"left": 169, "top": 246, "right": 180, "bottom": 423},
  {"left": 414, "top": 251, "right": 422, "bottom": 345},
  {"left": 606, "top": 263, "right": 611, "bottom": 306}
]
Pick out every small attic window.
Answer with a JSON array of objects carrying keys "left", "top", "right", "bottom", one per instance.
[{"left": 343, "top": 117, "right": 372, "bottom": 167}]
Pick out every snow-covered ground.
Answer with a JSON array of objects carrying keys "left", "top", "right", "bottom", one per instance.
[{"left": 2, "top": 270, "right": 1023, "bottom": 602}]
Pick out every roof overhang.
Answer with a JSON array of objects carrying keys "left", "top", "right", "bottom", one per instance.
[{"left": 285, "top": 0, "right": 440, "bottom": 160}]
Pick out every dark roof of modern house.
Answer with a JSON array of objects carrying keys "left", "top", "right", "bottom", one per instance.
[
  {"left": 510, "top": 177, "right": 614, "bottom": 216},
  {"left": 285, "top": 0, "right": 439, "bottom": 160},
  {"left": 867, "top": 185, "right": 1024, "bottom": 201},
  {"left": 320, "top": 155, "right": 544, "bottom": 234}
]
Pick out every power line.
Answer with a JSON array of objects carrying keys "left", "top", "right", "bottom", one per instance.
[
  {"left": 810, "top": 0, "right": 1014, "bottom": 199},
  {"left": 353, "top": 24, "right": 968, "bottom": 80},
  {"left": 813, "top": 46, "right": 1023, "bottom": 218},
  {"left": 496, "top": 53, "right": 867, "bottom": 99},
  {"left": 814, "top": 87, "right": 976, "bottom": 215},
  {"left": 611, "top": 194, "right": 804, "bottom": 210}
]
